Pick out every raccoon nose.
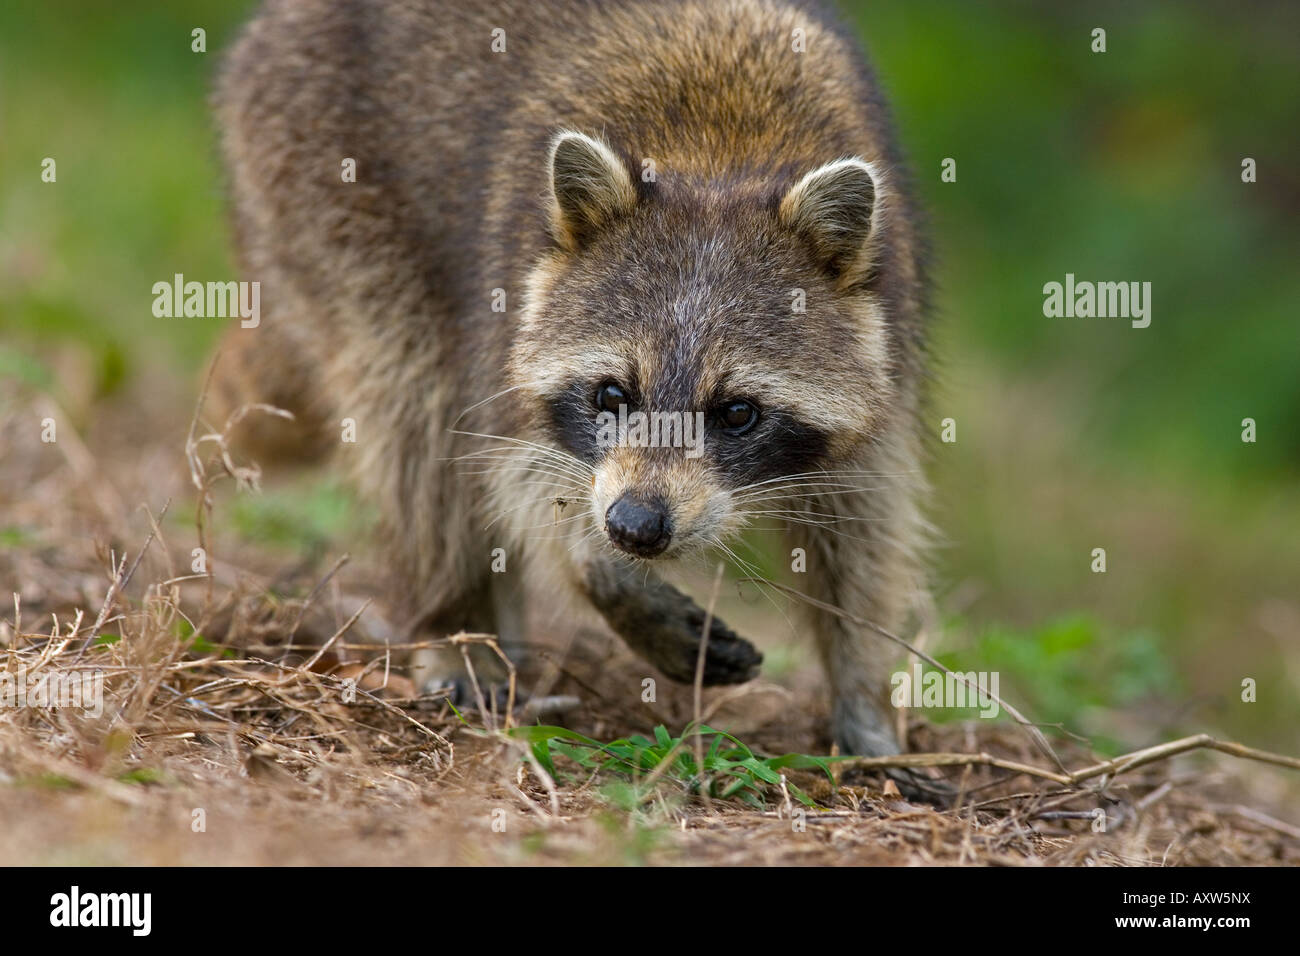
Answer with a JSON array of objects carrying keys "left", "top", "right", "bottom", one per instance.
[{"left": 605, "top": 495, "right": 671, "bottom": 557}]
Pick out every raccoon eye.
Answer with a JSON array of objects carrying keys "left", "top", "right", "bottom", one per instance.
[
  {"left": 718, "top": 399, "right": 759, "bottom": 435},
  {"left": 595, "top": 382, "right": 629, "bottom": 414}
]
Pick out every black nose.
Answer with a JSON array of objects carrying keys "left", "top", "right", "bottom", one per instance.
[{"left": 605, "top": 495, "right": 671, "bottom": 557}]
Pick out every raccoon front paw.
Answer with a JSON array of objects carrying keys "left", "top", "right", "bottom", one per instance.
[
  {"left": 644, "top": 609, "right": 762, "bottom": 686},
  {"left": 582, "top": 557, "right": 762, "bottom": 686}
]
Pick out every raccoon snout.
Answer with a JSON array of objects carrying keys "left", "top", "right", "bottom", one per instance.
[{"left": 605, "top": 494, "right": 672, "bottom": 558}]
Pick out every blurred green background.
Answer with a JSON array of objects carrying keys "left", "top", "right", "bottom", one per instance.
[{"left": 2, "top": 1, "right": 1297, "bottom": 754}]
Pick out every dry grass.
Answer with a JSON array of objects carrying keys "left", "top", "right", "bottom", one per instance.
[{"left": 1, "top": 377, "right": 1297, "bottom": 866}]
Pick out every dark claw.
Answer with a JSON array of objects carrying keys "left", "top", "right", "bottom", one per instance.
[
  {"left": 690, "top": 611, "right": 763, "bottom": 685},
  {"left": 646, "top": 610, "right": 762, "bottom": 686},
  {"left": 431, "top": 677, "right": 515, "bottom": 713}
]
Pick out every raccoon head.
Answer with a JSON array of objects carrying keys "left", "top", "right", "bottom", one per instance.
[{"left": 509, "top": 130, "right": 897, "bottom": 561}]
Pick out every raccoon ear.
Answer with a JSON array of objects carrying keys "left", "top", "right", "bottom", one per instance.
[
  {"left": 778, "top": 158, "right": 883, "bottom": 286},
  {"left": 548, "top": 130, "right": 638, "bottom": 251}
]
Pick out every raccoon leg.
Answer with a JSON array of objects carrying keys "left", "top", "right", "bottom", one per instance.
[
  {"left": 407, "top": 578, "right": 517, "bottom": 711},
  {"left": 416, "top": 658, "right": 514, "bottom": 713},
  {"left": 798, "top": 468, "right": 926, "bottom": 760},
  {"left": 407, "top": 554, "right": 536, "bottom": 704},
  {"left": 581, "top": 555, "right": 762, "bottom": 685},
  {"left": 808, "top": 559, "right": 911, "bottom": 758}
]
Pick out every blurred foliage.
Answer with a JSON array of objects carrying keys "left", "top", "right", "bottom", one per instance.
[
  {"left": 851, "top": 0, "right": 1300, "bottom": 478},
  {"left": 1, "top": 1, "right": 1296, "bottom": 753},
  {"left": 227, "top": 479, "right": 366, "bottom": 553},
  {"left": 938, "top": 614, "right": 1182, "bottom": 753},
  {"left": 0, "top": 0, "right": 249, "bottom": 371}
]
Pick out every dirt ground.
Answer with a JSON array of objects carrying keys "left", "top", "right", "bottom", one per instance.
[{"left": 2, "top": 376, "right": 1297, "bottom": 866}]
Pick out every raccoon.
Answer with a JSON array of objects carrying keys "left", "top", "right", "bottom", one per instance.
[{"left": 212, "top": 0, "right": 931, "bottom": 760}]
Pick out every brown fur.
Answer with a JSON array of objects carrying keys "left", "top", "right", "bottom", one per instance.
[{"left": 212, "top": 0, "right": 931, "bottom": 757}]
